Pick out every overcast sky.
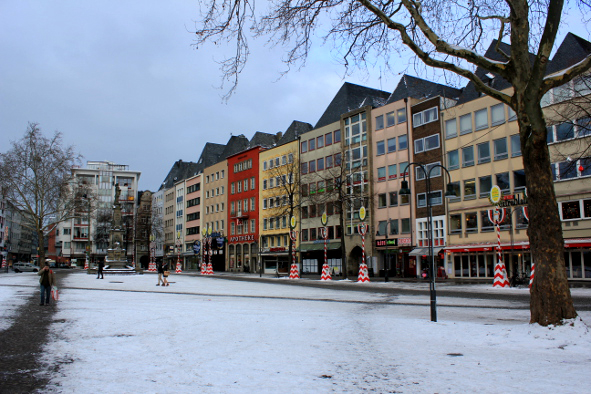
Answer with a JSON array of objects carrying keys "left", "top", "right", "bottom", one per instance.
[{"left": 1, "top": 1, "right": 589, "bottom": 191}]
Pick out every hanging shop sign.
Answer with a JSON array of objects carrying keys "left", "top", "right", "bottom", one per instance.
[
  {"left": 490, "top": 186, "right": 528, "bottom": 207},
  {"left": 216, "top": 237, "right": 225, "bottom": 248},
  {"left": 229, "top": 234, "right": 255, "bottom": 243},
  {"left": 193, "top": 241, "right": 201, "bottom": 254}
]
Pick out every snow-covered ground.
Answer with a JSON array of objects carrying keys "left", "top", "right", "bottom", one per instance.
[{"left": 2, "top": 271, "right": 591, "bottom": 393}]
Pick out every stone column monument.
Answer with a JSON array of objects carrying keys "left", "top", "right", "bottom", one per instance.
[{"left": 105, "top": 184, "right": 130, "bottom": 270}]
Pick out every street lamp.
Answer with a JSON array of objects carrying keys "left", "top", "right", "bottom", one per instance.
[{"left": 400, "top": 162, "right": 455, "bottom": 322}]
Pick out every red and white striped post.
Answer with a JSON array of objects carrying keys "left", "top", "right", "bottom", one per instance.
[
  {"left": 357, "top": 223, "right": 369, "bottom": 282},
  {"left": 289, "top": 230, "right": 299, "bottom": 279}
]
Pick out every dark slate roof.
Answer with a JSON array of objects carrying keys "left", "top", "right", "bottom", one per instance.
[
  {"left": 314, "top": 82, "right": 391, "bottom": 129},
  {"left": 387, "top": 74, "right": 462, "bottom": 104},
  {"left": 277, "top": 120, "right": 314, "bottom": 146},
  {"left": 547, "top": 33, "right": 591, "bottom": 74},
  {"left": 159, "top": 160, "right": 201, "bottom": 190},
  {"left": 456, "top": 40, "right": 522, "bottom": 104},
  {"left": 219, "top": 135, "right": 250, "bottom": 160},
  {"left": 250, "top": 131, "right": 280, "bottom": 149},
  {"left": 198, "top": 142, "right": 225, "bottom": 168}
]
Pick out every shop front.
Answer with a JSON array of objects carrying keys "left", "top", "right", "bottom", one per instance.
[
  {"left": 409, "top": 247, "right": 446, "bottom": 279},
  {"left": 300, "top": 242, "right": 342, "bottom": 276},
  {"left": 375, "top": 239, "right": 414, "bottom": 278},
  {"left": 261, "top": 247, "right": 290, "bottom": 274},
  {"left": 228, "top": 234, "right": 257, "bottom": 272}
]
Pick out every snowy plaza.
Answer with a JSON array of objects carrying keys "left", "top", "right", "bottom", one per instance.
[{"left": 1, "top": 271, "right": 591, "bottom": 393}]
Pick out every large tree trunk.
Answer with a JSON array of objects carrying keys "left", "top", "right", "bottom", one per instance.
[{"left": 519, "top": 112, "right": 577, "bottom": 325}]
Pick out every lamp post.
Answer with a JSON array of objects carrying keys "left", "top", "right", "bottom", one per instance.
[{"left": 400, "top": 162, "right": 455, "bottom": 322}]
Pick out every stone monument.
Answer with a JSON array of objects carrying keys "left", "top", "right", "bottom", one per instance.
[{"left": 105, "top": 184, "right": 131, "bottom": 270}]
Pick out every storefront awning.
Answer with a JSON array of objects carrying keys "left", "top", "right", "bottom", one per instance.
[
  {"left": 409, "top": 247, "right": 443, "bottom": 256},
  {"left": 299, "top": 243, "right": 341, "bottom": 252}
]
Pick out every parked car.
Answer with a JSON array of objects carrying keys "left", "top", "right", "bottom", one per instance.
[{"left": 13, "top": 262, "right": 40, "bottom": 273}]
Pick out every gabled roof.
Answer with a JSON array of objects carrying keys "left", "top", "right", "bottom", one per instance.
[
  {"left": 314, "top": 82, "right": 390, "bottom": 129},
  {"left": 277, "top": 120, "right": 314, "bottom": 146},
  {"left": 387, "top": 74, "right": 461, "bottom": 104},
  {"left": 219, "top": 135, "right": 250, "bottom": 160},
  {"left": 197, "top": 142, "right": 225, "bottom": 169},
  {"left": 249, "top": 131, "right": 280, "bottom": 149},
  {"left": 547, "top": 33, "right": 591, "bottom": 75},
  {"left": 457, "top": 40, "right": 524, "bottom": 104},
  {"left": 158, "top": 160, "right": 201, "bottom": 191}
]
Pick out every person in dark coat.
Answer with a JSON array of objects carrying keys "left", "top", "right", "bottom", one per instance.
[
  {"left": 157, "top": 260, "right": 169, "bottom": 286},
  {"left": 37, "top": 265, "right": 55, "bottom": 305},
  {"left": 97, "top": 260, "right": 104, "bottom": 279}
]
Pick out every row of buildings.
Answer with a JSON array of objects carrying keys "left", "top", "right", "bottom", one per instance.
[{"left": 41, "top": 33, "right": 591, "bottom": 281}]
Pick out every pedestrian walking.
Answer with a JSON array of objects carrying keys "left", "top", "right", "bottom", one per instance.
[
  {"left": 97, "top": 260, "right": 104, "bottom": 279},
  {"left": 157, "top": 260, "right": 169, "bottom": 286},
  {"left": 37, "top": 265, "right": 55, "bottom": 306}
]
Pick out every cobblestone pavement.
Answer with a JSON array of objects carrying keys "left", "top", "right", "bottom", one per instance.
[{"left": 0, "top": 271, "right": 68, "bottom": 394}]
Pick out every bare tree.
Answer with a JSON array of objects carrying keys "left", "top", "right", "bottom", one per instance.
[
  {"left": 0, "top": 123, "right": 82, "bottom": 267},
  {"left": 194, "top": 0, "right": 591, "bottom": 326}
]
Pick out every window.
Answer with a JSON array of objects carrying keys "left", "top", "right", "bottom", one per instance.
[
  {"left": 465, "top": 212, "right": 478, "bottom": 233},
  {"left": 494, "top": 137, "right": 508, "bottom": 160},
  {"left": 450, "top": 214, "right": 462, "bottom": 234},
  {"left": 375, "top": 115, "right": 384, "bottom": 130},
  {"left": 387, "top": 137, "right": 396, "bottom": 153},
  {"left": 326, "top": 155, "right": 333, "bottom": 169},
  {"left": 462, "top": 146, "right": 474, "bottom": 167},
  {"left": 317, "top": 136, "right": 324, "bottom": 149},
  {"left": 325, "top": 132, "right": 333, "bottom": 146},
  {"left": 399, "top": 161, "right": 409, "bottom": 177},
  {"left": 448, "top": 181, "right": 461, "bottom": 202},
  {"left": 309, "top": 160, "right": 316, "bottom": 173},
  {"left": 510, "top": 134, "right": 521, "bottom": 157},
  {"left": 251, "top": 177, "right": 255, "bottom": 189},
  {"left": 231, "top": 183, "right": 235, "bottom": 194},
  {"left": 414, "top": 139, "right": 424, "bottom": 153},
  {"left": 480, "top": 211, "right": 495, "bottom": 232},
  {"left": 397, "top": 108, "right": 407, "bottom": 123},
  {"left": 263, "top": 179, "right": 267, "bottom": 190},
  {"left": 445, "top": 118, "right": 457, "bottom": 139},
  {"left": 378, "top": 194, "right": 387, "bottom": 208},
  {"left": 309, "top": 138, "right": 316, "bottom": 151},
  {"left": 401, "top": 218, "right": 411, "bottom": 233},
  {"left": 398, "top": 134, "right": 408, "bottom": 150},
  {"left": 301, "top": 229, "right": 308, "bottom": 241},
  {"left": 417, "top": 191, "right": 443, "bottom": 207},
  {"left": 237, "top": 181, "right": 242, "bottom": 193},
  {"left": 491, "top": 104, "right": 505, "bottom": 126},
  {"left": 514, "top": 170, "right": 526, "bottom": 191},
  {"left": 415, "top": 162, "right": 441, "bottom": 181},
  {"left": 317, "top": 158, "right": 324, "bottom": 171},
  {"left": 301, "top": 206, "right": 308, "bottom": 219},
  {"left": 464, "top": 179, "right": 476, "bottom": 200},
  {"left": 390, "top": 219, "right": 399, "bottom": 235},
  {"left": 243, "top": 179, "right": 248, "bottom": 192},
  {"left": 413, "top": 107, "right": 438, "bottom": 127},
  {"left": 460, "top": 113, "right": 472, "bottom": 135},
  {"left": 251, "top": 197, "right": 255, "bottom": 211},
  {"left": 301, "top": 162, "right": 308, "bottom": 174},
  {"left": 475, "top": 108, "right": 488, "bottom": 130},
  {"left": 417, "top": 193, "right": 427, "bottom": 208},
  {"left": 389, "top": 191, "right": 398, "bottom": 206},
  {"left": 496, "top": 172, "right": 510, "bottom": 192},
  {"left": 477, "top": 142, "right": 491, "bottom": 164},
  {"left": 576, "top": 117, "right": 591, "bottom": 137},
  {"left": 388, "top": 164, "right": 397, "bottom": 180},
  {"left": 386, "top": 111, "right": 396, "bottom": 127},
  {"left": 448, "top": 150, "right": 459, "bottom": 170},
  {"left": 479, "top": 176, "right": 492, "bottom": 198},
  {"left": 301, "top": 140, "right": 307, "bottom": 153},
  {"left": 508, "top": 106, "right": 517, "bottom": 121},
  {"left": 556, "top": 122, "right": 575, "bottom": 141},
  {"left": 376, "top": 140, "right": 385, "bottom": 155},
  {"left": 424, "top": 134, "right": 440, "bottom": 150},
  {"left": 377, "top": 167, "right": 386, "bottom": 181},
  {"left": 334, "top": 129, "right": 341, "bottom": 143}
]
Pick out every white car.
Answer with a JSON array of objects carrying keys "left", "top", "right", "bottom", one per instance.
[{"left": 13, "top": 262, "right": 40, "bottom": 273}]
